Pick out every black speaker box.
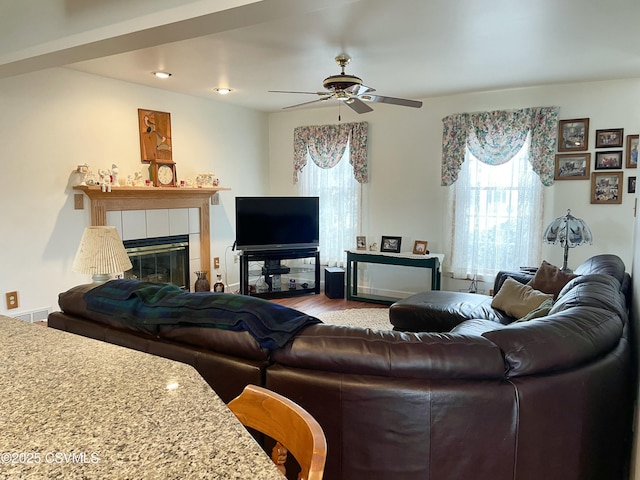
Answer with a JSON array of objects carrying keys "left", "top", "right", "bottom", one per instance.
[{"left": 324, "top": 267, "right": 345, "bottom": 299}]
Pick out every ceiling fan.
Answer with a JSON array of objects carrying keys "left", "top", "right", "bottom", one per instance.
[{"left": 269, "top": 54, "right": 423, "bottom": 113}]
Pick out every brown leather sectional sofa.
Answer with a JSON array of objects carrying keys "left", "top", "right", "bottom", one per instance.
[{"left": 48, "top": 254, "right": 634, "bottom": 480}]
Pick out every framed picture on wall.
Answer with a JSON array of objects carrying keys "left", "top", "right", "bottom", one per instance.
[
  {"left": 627, "top": 177, "right": 636, "bottom": 193},
  {"left": 591, "top": 171, "right": 623, "bottom": 204},
  {"left": 138, "top": 108, "right": 173, "bottom": 163},
  {"left": 380, "top": 236, "right": 402, "bottom": 253},
  {"left": 557, "top": 118, "right": 589, "bottom": 152},
  {"left": 629, "top": 176, "right": 636, "bottom": 194},
  {"left": 626, "top": 134, "right": 638, "bottom": 168},
  {"left": 594, "top": 151, "right": 622, "bottom": 170},
  {"left": 554, "top": 153, "right": 590, "bottom": 180},
  {"left": 595, "top": 128, "right": 624, "bottom": 148}
]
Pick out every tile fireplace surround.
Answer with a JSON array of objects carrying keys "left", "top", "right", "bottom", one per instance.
[{"left": 74, "top": 185, "right": 228, "bottom": 289}]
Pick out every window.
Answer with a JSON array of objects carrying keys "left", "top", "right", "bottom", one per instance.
[
  {"left": 447, "top": 134, "right": 543, "bottom": 280},
  {"left": 441, "top": 107, "right": 558, "bottom": 281},
  {"left": 298, "top": 143, "right": 360, "bottom": 266}
]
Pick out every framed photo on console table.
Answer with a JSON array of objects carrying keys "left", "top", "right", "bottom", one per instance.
[
  {"left": 413, "top": 240, "right": 428, "bottom": 255},
  {"left": 380, "top": 236, "right": 402, "bottom": 253},
  {"left": 591, "top": 171, "right": 623, "bottom": 204}
]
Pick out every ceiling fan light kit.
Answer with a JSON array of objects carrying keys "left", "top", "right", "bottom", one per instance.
[{"left": 269, "top": 54, "right": 423, "bottom": 113}]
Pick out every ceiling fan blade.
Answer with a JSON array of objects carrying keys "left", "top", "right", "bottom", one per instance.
[
  {"left": 345, "top": 84, "right": 376, "bottom": 96},
  {"left": 345, "top": 97, "right": 374, "bottom": 114},
  {"left": 282, "top": 96, "right": 333, "bottom": 109},
  {"left": 360, "top": 94, "right": 423, "bottom": 108},
  {"left": 269, "top": 90, "right": 331, "bottom": 96}
]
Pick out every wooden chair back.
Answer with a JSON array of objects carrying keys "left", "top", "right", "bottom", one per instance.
[{"left": 228, "top": 384, "right": 326, "bottom": 480}]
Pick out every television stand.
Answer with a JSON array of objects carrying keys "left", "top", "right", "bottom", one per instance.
[{"left": 239, "top": 249, "right": 320, "bottom": 299}]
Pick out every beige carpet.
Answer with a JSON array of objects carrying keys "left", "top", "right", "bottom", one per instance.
[{"left": 315, "top": 308, "right": 393, "bottom": 331}]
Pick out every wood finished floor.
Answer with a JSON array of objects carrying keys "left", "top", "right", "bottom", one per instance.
[{"left": 269, "top": 292, "right": 388, "bottom": 316}]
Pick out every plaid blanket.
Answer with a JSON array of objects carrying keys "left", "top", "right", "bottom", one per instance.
[{"left": 84, "top": 279, "right": 320, "bottom": 349}]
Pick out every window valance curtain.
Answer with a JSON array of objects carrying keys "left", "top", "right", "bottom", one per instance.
[
  {"left": 293, "top": 122, "right": 368, "bottom": 183},
  {"left": 441, "top": 107, "right": 558, "bottom": 186}
]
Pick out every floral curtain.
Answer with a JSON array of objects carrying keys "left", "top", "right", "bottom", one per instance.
[
  {"left": 293, "top": 122, "right": 368, "bottom": 183},
  {"left": 441, "top": 107, "right": 558, "bottom": 186}
]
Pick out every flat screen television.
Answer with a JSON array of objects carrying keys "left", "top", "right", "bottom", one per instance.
[{"left": 235, "top": 196, "right": 320, "bottom": 251}]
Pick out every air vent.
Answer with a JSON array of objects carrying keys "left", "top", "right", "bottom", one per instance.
[{"left": 12, "top": 307, "right": 51, "bottom": 323}]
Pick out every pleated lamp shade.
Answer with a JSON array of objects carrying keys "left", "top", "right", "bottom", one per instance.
[{"left": 72, "top": 226, "right": 133, "bottom": 283}]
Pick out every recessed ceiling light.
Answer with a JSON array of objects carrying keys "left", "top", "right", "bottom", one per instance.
[
  {"left": 214, "top": 88, "right": 232, "bottom": 95},
  {"left": 152, "top": 71, "right": 172, "bottom": 79}
]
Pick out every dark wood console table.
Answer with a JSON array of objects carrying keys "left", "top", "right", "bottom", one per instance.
[{"left": 345, "top": 250, "right": 443, "bottom": 305}]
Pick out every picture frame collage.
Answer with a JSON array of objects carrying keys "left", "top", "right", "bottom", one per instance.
[{"left": 556, "top": 118, "right": 636, "bottom": 204}]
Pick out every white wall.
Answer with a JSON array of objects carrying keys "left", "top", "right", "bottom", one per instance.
[
  {"left": 0, "top": 67, "right": 268, "bottom": 317},
  {"left": 2, "top": 68, "right": 637, "bottom": 315},
  {"left": 268, "top": 78, "right": 640, "bottom": 295}
]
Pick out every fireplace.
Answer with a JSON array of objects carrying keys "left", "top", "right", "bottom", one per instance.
[{"left": 123, "top": 235, "right": 190, "bottom": 290}]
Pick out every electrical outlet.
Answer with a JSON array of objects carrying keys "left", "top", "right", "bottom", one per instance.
[
  {"left": 6, "top": 291, "right": 18, "bottom": 310},
  {"left": 234, "top": 254, "right": 239, "bottom": 264},
  {"left": 213, "top": 257, "right": 220, "bottom": 269}
]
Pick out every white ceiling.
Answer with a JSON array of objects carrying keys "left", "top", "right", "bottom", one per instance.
[{"left": 44, "top": 0, "right": 640, "bottom": 113}]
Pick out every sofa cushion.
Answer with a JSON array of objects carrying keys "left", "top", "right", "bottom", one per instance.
[
  {"left": 551, "top": 274, "right": 627, "bottom": 320},
  {"left": 483, "top": 306, "right": 624, "bottom": 377},
  {"left": 527, "top": 260, "right": 577, "bottom": 298},
  {"left": 158, "top": 325, "right": 270, "bottom": 361},
  {"left": 491, "top": 277, "right": 553, "bottom": 319},
  {"left": 272, "top": 324, "right": 506, "bottom": 380},
  {"left": 389, "top": 291, "right": 506, "bottom": 332},
  {"left": 574, "top": 254, "right": 626, "bottom": 283},
  {"left": 493, "top": 270, "right": 534, "bottom": 296}
]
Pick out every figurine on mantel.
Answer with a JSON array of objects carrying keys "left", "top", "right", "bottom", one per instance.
[
  {"left": 84, "top": 170, "right": 97, "bottom": 186},
  {"left": 75, "top": 164, "right": 89, "bottom": 186},
  {"left": 133, "top": 171, "right": 144, "bottom": 187},
  {"left": 99, "top": 169, "right": 112, "bottom": 192},
  {"left": 111, "top": 164, "right": 119, "bottom": 186}
]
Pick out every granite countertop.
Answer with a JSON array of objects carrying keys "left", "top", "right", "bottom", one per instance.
[{"left": 0, "top": 316, "right": 284, "bottom": 480}]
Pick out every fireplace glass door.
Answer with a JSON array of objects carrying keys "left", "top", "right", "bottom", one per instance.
[{"left": 123, "top": 235, "right": 189, "bottom": 290}]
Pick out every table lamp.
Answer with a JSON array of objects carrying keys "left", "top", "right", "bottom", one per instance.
[
  {"left": 542, "top": 209, "right": 592, "bottom": 272},
  {"left": 72, "top": 226, "right": 133, "bottom": 283}
]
